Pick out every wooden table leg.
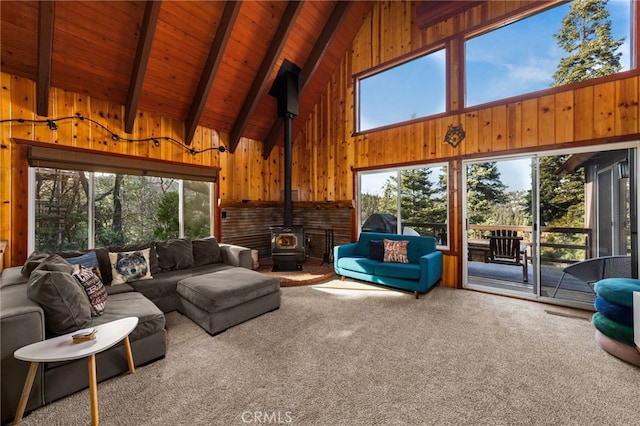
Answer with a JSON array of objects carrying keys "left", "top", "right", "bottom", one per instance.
[
  {"left": 123, "top": 336, "right": 135, "bottom": 374},
  {"left": 13, "top": 361, "right": 39, "bottom": 425},
  {"left": 88, "top": 354, "right": 99, "bottom": 426}
]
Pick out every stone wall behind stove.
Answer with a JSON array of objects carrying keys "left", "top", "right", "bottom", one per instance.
[{"left": 220, "top": 202, "right": 353, "bottom": 259}]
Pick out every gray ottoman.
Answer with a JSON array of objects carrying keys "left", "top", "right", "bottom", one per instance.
[{"left": 177, "top": 267, "right": 280, "bottom": 335}]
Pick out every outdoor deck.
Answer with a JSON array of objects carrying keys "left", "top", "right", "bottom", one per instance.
[{"left": 467, "top": 260, "right": 596, "bottom": 306}]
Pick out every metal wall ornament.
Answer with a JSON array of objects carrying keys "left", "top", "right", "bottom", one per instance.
[{"left": 444, "top": 124, "right": 465, "bottom": 148}]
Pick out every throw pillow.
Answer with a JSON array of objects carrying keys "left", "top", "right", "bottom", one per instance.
[
  {"left": 66, "top": 251, "right": 103, "bottom": 282},
  {"left": 21, "top": 251, "right": 50, "bottom": 277},
  {"left": 27, "top": 258, "right": 92, "bottom": 335},
  {"left": 383, "top": 239, "right": 410, "bottom": 263},
  {"left": 105, "top": 243, "right": 160, "bottom": 284},
  {"left": 109, "top": 248, "right": 153, "bottom": 285},
  {"left": 73, "top": 266, "right": 107, "bottom": 316},
  {"left": 192, "top": 237, "right": 222, "bottom": 267},
  {"left": 156, "top": 238, "right": 194, "bottom": 271},
  {"left": 368, "top": 240, "right": 385, "bottom": 261}
]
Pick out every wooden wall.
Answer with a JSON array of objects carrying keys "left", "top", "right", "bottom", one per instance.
[
  {"left": 288, "top": 0, "right": 640, "bottom": 287},
  {"left": 2, "top": 1, "right": 640, "bottom": 287}
]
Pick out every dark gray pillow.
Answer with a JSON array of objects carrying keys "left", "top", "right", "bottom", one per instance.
[
  {"left": 21, "top": 251, "right": 50, "bottom": 277},
  {"left": 192, "top": 237, "right": 222, "bottom": 266},
  {"left": 27, "top": 255, "right": 91, "bottom": 335},
  {"left": 156, "top": 238, "right": 194, "bottom": 271}
]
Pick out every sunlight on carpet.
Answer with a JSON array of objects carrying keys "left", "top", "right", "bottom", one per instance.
[{"left": 311, "top": 279, "right": 406, "bottom": 298}]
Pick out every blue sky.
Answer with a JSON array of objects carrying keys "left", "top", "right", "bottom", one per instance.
[{"left": 360, "top": 0, "right": 632, "bottom": 131}]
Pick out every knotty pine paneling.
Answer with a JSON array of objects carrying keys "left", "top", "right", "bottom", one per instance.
[
  {"left": 0, "top": 74, "right": 287, "bottom": 267},
  {"left": 3, "top": 0, "right": 640, "bottom": 285}
]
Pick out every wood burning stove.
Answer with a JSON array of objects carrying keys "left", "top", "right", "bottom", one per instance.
[
  {"left": 270, "top": 226, "right": 305, "bottom": 271},
  {"left": 269, "top": 60, "right": 305, "bottom": 272}
]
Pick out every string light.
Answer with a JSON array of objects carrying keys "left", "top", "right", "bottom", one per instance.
[{"left": 0, "top": 113, "right": 228, "bottom": 154}]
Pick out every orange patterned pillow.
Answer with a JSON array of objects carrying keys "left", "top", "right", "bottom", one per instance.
[{"left": 383, "top": 239, "right": 410, "bottom": 263}]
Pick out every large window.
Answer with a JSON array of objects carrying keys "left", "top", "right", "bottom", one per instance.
[
  {"left": 466, "top": 0, "right": 632, "bottom": 106},
  {"left": 31, "top": 168, "right": 213, "bottom": 252},
  {"left": 357, "top": 48, "right": 446, "bottom": 132},
  {"left": 356, "top": 1, "right": 633, "bottom": 133},
  {"left": 358, "top": 164, "right": 448, "bottom": 247}
]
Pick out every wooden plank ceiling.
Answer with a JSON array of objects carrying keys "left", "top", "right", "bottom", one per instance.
[{"left": 1, "top": 1, "right": 478, "bottom": 157}]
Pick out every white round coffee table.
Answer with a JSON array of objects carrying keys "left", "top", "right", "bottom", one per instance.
[{"left": 13, "top": 316, "right": 139, "bottom": 425}]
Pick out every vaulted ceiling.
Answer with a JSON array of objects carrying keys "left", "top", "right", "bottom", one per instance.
[{"left": 1, "top": 1, "right": 478, "bottom": 157}]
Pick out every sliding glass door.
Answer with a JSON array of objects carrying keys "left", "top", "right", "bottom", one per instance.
[
  {"left": 465, "top": 157, "right": 535, "bottom": 295},
  {"left": 464, "top": 144, "right": 637, "bottom": 310}
]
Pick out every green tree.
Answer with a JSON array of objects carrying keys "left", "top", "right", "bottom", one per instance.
[
  {"left": 359, "top": 193, "right": 382, "bottom": 225},
  {"left": 184, "top": 181, "right": 211, "bottom": 238},
  {"left": 154, "top": 191, "right": 180, "bottom": 240},
  {"left": 466, "top": 163, "right": 507, "bottom": 224},
  {"left": 537, "top": 155, "right": 585, "bottom": 226},
  {"left": 377, "top": 167, "right": 447, "bottom": 235},
  {"left": 552, "top": 0, "right": 624, "bottom": 86},
  {"left": 400, "top": 168, "right": 446, "bottom": 226}
]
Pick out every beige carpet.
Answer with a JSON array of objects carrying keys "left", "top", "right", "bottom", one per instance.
[{"left": 18, "top": 280, "right": 639, "bottom": 426}]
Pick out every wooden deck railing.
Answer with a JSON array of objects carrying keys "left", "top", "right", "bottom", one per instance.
[{"left": 468, "top": 224, "right": 592, "bottom": 264}]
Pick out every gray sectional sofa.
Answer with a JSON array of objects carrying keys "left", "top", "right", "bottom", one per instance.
[{"left": 0, "top": 237, "right": 280, "bottom": 424}]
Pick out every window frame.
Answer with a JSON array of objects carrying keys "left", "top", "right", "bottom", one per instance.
[
  {"left": 357, "top": 162, "right": 450, "bottom": 249},
  {"left": 354, "top": 44, "right": 447, "bottom": 134},
  {"left": 28, "top": 166, "right": 215, "bottom": 253}
]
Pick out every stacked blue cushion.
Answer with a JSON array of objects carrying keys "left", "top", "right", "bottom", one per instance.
[
  {"left": 592, "top": 277, "right": 640, "bottom": 366},
  {"left": 594, "top": 278, "right": 640, "bottom": 307}
]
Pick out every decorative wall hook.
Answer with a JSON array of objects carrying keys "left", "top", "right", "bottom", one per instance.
[{"left": 444, "top": 124, "right": 465, "bottom": 148}]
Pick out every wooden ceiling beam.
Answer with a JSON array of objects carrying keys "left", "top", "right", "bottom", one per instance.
[
  {"left": 184, "top": 1, "right": 241, "bottom": 146},
  {"left": 125, "top": 0, "right": 162, "bottom": 134},
  {"left": 36, "top": 1, "right": 54, "bottom": 117},
  {"left": 227, "top": 1, "right": 304, "bottom": 154},
  {"left": 416, "top": 0, "right": 481, "bottom": 30},
  {"left": 262, "top": 1, "right": 352, "bottom": 159}
]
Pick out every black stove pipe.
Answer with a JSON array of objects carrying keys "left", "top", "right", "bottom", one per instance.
[
  {"left": 283, "top": 111, "right": 294, "bottom": 227},
  {"left": 269, "top": 59, "right": 300, "bottom": 228}
]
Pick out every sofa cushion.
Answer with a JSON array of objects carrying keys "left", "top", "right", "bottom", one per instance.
[
  {"left": 66, "top": 251, "right": 103, "bottom": 282},
  {"left": 26, "top": 255, "right": 92, "bottom": 335},
  {"left": 374, "top": 262, "right": 421, "bottom": 280},
  {"left": 109, "top": 249, "right": 153, "bottom": 285},
  {"left": 336, "top": 257, "right": 378, "bottom": 275},
  {"left": 368, "top": 240, "right": 384, "bottom": 261},
  {"left": 72, "top": 266, "right": 107, "bottom": 316},
  {"left": 88, "top": 291, "right": 165, "bottom": 342},
  {"left": 128, "top": 263, "right": 234, "bottom": 303},
  {"left": 383, "top": 239, "right": 410, "bottom": 263},
  {"left": 157, "top": 238, "right": 194, "bottom": 271},
  {"left": 192, "top": 237, "right": 222, "bottom": 266}
]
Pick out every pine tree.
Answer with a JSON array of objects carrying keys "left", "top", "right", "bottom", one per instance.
[
  {"left": 552, "top": 0, "right": 624, "bottom": 86},
  {"left": 377, "top": 168, "right": 447, "bottom": 234},
  {"left": 537, "top": 155, "right": 585, "bottom": 226},
  {"left": 466, "top": 163, "right": 507, "bottom": 224}
]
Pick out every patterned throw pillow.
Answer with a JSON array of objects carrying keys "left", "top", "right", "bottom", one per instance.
[
  {"left": 66, "top": 251, "right": 103, "bottom": 283},
  {"left": 109, "top": 248, "right": 153, "bottom": 285},
  {"left": 368, "top": 240, "right": 385, "bottom": 261},
  {"left": 383, "top": 239, "right": 410, "bottom": 263},
  {"left": 73, "top": 266, "right": 107, "bottom": 316}
]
